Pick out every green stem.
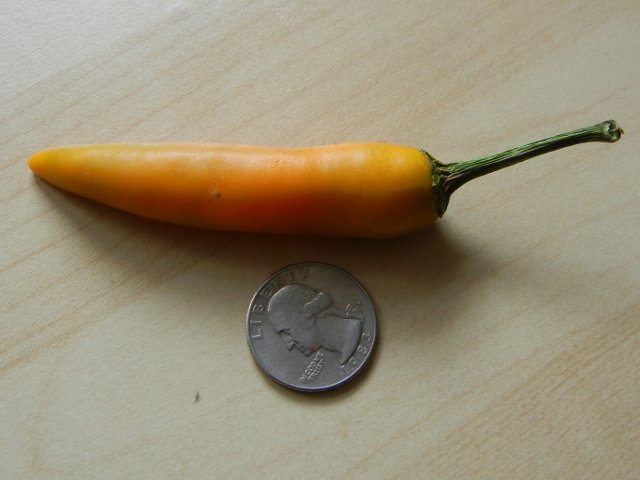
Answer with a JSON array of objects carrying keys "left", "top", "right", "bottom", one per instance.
[{"left": 427, "top": 119, "right": 623, "bottom": 217}]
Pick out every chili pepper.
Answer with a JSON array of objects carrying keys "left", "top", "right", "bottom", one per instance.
[{"left": 28, "top": 120, "right": 622, "bottom": 238}]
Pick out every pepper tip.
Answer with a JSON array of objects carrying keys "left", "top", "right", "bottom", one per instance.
[{"left": 28, "top": 150, "right": 45, "bottom": 176}]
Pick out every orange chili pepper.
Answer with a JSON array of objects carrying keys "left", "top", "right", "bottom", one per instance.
[{"left": 28, "top": 120, "right": 622, "bottom": 238}]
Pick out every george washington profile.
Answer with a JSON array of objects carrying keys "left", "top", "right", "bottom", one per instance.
[{"left": 267, "top": 284, "right": 363, "bottom": 364}]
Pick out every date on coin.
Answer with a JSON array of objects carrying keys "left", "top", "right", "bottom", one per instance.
[{"left": 246, "top": 263, "right": 376, "bottom": 392}]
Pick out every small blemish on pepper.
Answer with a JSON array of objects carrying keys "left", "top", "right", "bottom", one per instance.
[{"left": 209, "top": 191, "right": 221, "bottom": 202}]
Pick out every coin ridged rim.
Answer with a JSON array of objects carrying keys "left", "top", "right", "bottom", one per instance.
[{"left": 246, "top": 262, "right": 377, "bottom": 393}]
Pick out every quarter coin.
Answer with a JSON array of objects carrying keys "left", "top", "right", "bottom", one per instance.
[{"left": 246, "top": 263, "right": 376, "bottom": 392}]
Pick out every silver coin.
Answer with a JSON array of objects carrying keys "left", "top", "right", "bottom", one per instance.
[{"left": 246, "top": 263, "right": 376, "bottom": 392}]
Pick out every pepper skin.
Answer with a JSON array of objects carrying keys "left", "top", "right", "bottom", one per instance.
[{"left": 29, "top": 143, "right": 438, "bottom": 238}]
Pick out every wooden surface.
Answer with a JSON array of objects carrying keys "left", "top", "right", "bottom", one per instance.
[{"left": 2, "top": 1, "right": 639, "bottom": 478}]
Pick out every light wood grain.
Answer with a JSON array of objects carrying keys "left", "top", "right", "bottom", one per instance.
[{"left": 1, "top": 1, "right": 639, "bottom": 478}]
